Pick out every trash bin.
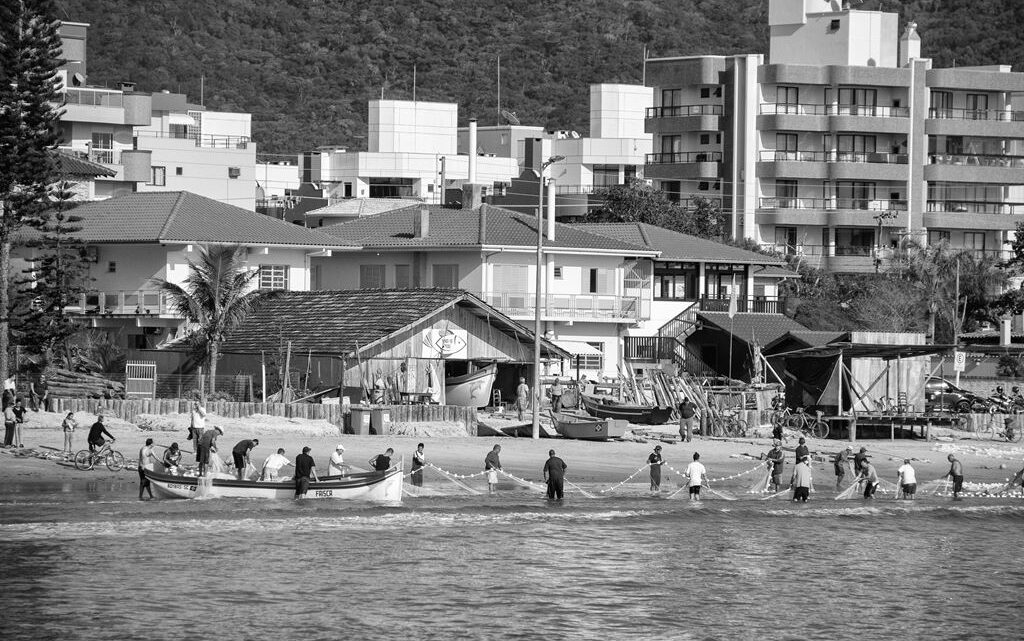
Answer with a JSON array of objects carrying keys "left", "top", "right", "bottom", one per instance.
[
  {"left": 370, "top": 407, "right": 391, "bottom": 435},
  {"left": 350, "top": 406, "right": 370, "bottom": 435}
]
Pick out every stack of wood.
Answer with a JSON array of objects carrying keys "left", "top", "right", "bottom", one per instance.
[{"left": 47, "top": 369, "right": 126, "bottom": 399}]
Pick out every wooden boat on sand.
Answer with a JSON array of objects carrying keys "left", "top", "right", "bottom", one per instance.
[
  {"left": 445, "top": 364, "right": 497, "bottom": 408},
  {"left": 580, "top": 394, "right": 674, "bottom": 425},
  {"left": 143, "top": 466, "right": 403, "bottom": 501},
  {"left": 550, "top": 411, "right": 626, "bottom": 441}
]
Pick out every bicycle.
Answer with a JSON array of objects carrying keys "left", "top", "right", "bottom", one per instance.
[
  {"left": 74, "top": 441, "right": 125, "bottom": 471},
  {"left": 784, "top": 407, "right": 829, "bottom": 439},
  {"left": 710, "top": 409, "right": 747, "bottom": 438},
  {"left": 985, "top": 417, "right": 1023, "bottom": 443}
]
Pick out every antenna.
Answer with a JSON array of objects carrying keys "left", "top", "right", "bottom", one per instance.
[
  {"left": 413, "top": 64, "right": 417, "bottom": 102},
  {"left": 500, "top": 109, "right": 520, "bottom": 126},
  {"left": 496, "top": 54, "right": 501, "bottom": 123}
]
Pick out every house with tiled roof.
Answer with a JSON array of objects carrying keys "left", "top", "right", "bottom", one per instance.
[
  {"left": 15, "top": 191, "right": 354, "bottom": 349},
  {"left": 311, "top": 203, "right": 659, "bottom": 378}
]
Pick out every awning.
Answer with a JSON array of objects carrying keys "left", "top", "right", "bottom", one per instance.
[
  {"left": 553, "top": 340, "right": 602, "bottom": 356},
  {"left": 168, "top": 113, "right": 196, "bottom": 126}
]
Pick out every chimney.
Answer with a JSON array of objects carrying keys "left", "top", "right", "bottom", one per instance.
[
  {"left": 414, "top": 209, "right": 429, "bottom": 238},
  {"left": 899, "top": 22, "right": 921, "bottom": 67},
  {"left": 478, "top": 206, "right": 487, "bottom": 244},
  {"left": 462, "top": 184, "right": 483, "bottom": 210},
  {"left": 546, "top": 178, "right": 556, "bottom": 242},
  {"left": 1001, "top": 318, "right": 1013, "bottom": 346},
  {"left": 468, "top": 119, "right": 478, "bottom": 184}
]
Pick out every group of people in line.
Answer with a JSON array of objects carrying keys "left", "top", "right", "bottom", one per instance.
[
  {"left": 646, "top": 445, "right": 707, "bottom": 500},
  {"left": 1, "top": 378, "right": 50, "bottom": 448}
]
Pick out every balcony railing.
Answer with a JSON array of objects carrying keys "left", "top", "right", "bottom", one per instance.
[
  {"left": 758, "top": 150, "right": 908, "bottom": 164},
  {"left": 927, "top": 200, "right": 1024, "bottom": 215},
  {"left": 479, "top": 292, "right": 641, "bottom": 321},
  {"left": 72, "top": 290, "right": 173, "bottom": 316},
  {"left": 929, "top": 107, "right": 1024, "bottom": 122},
  {"left": 61, "top": 88, "right": 124, "bottom": 108},
  {"left": 59, "top": 145, "right": 121, "bottom": 165},
  {"left": 646, "top": 151, "right": 722, "bottom": 164},
  {"left": 624, "top": 336, "right": 678, "bottom": 361},
  {"left": 761, "top": 243, "right": 1009, "bottom": 260},
  {"left": 759, "top": 103, "right": 909, "bottom": 118},
  {"left": 696, "top": 296, "right": 786, "bottom": 314},
  {"left": 135, "top": 129, "right": 251, "bottom": 150},
  {"left": 646, "top": 105, "right": 724, "bottom": 118},
  {"left": 672, "top": 197, "right": 722, "bottom": 209},
  {"left": 928, "top": 153, "right": 1024, "bottom": 168},
  {"left": 758, "top": 197, "right": 908, "bottom": 211}
]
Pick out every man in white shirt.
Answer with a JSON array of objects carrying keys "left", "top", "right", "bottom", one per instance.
[
  {"left": 791, "top": 455, "right": 813, "bottom": 502},
  {"left": 897, "top": 459, "right": 917, "bottom": 499},
  {"left": 328, "top": 443, "right": 347, "bottom": 476},
  {"left": 261, "top": 448, "right": 292, "bottom": 481},
  {"left": 684, "top": 452, "right": 707, "bottom": 501},
  {"left": 188, "top": 401, "right": 207, "bottom": 461}
]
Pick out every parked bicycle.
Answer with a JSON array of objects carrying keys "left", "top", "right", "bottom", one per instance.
[
  {"left": 74, "top": 440, "right": 125, "bottom": 472},
  {"left": 986, "top": 417, "right": 1023, "bottom": 443},
  {"left": 772, "top": 406, "right": 829, "bottom": 439},
  {"left": 710, "top": 409, "right": 748, "bottom": 438}
]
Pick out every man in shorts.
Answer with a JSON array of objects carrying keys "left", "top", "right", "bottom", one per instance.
[
  {"left": 946, "top": 453, "right": 964, "bottom": 499},
  {"left": 678, "top": 398, "right": 697, "bottom": 443},
  {"left": 231, "top": 438, "right": 259, "bottom": 480},
  {"left": 685, "top": 452, "right": 706, "bottom": 501},
  {"left": 485, "top": 444, "right": 502, "bottom": 493},
  {"left": 834, "top": 445, "right": 853, "bottom": 490},
  {"left": 293, "top": 446, "right": 319, "bottom": 498},
  {"left": 860, "top": 458, "right": 879, "bottom": 499},
  {"left": 897, "top": 459, "right": 917, "bottom": 499},
  {"left": 197, "top": 426, "right": 223, "bottom": 476}
]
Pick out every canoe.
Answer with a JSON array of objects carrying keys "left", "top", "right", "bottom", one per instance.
[
  {"left": 551, "top": 411, "right": 626, "bottom": 441},
  {"left": 143, "top": 466, "right": 403, "bottom": 501},
  {"left": 445, "top": 364, "right": 497, "bottom": 408},
  {"left": 580, "top": 394, "right": 674, "bottom": 425}
]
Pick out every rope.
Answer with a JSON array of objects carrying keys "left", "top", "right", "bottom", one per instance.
[
  {"left": 564, "top": 478, "right": 599, "bottom": 499},
  {"left": 597, "top": 464, "right": 651, "bottom": 494}
]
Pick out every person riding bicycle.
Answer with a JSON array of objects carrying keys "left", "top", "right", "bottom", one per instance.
[{"left": 87, "top": 414, "right": 114, "bottom": 453}]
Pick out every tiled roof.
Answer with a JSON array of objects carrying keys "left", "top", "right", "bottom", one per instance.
[
  {"left": 319, "top": 204, "right": 654, "bottom": 253},
  {"left": 697, "top": 311, "right": 809, "bottom": 346},
  {"left": 575, "top": 222, "right": 784, "bottom": 265},
  {"left": 305, "top": 198, "right": 421, "bottom": 219},
  {"left": 219, "top": 289, "right": 568, "bottom": 358},
  {"left": 787, "top": 330, "right": 849, "bottom": 346},
  {"left": 64, "top": 191, "right": 351, "bottom": 247},
  {"left": 56, "top": 152, "right": 117, "bottom": 177}
]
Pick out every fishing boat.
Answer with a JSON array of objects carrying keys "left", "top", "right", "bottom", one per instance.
[
  {"left": 580, "top": 394, "right": 674, "bottom": 425},
  {"left": 550, "top": 411, "right": 626, "bottom": 441},
  {"left": 445, "top": 364, "right": 497, "bottom": 408},
  {"left": 143, "top": 466, "right": 403, "bottom": 501}
]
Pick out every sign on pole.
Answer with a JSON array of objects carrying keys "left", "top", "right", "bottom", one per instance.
[{"left": 952, "top": 351, "right": 966, "bottom": 372}]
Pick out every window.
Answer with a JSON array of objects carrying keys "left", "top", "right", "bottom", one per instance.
[
  {"left": 577, "top": 342, "right": 604, "bottom": 371},
  {"left": 660, "top": 135, "right": 681, "bottom": 154},
  {"left": 699, "top": 87, "right": 710, "bottom": 99},
  {"left": 964, "top": 232, "right": 986, "bottom": 251},
  {"left": 588, "top": 268, "right": 610, "bottom": 294},
  {"left": 698, "top": 181, "right": 710, "bottom": 191},
  {"left": 715, "top": 133, "right": 722, "bottom": 144},
  {"left": 837, "top": 135, "right": 877, "bottom": 161},
  {"left": 592, "top": 165, "right": 619, "bottom": 187},
  {"left": 777, "top": 86, "right": 799, "bottom": 114},
  {"left": 775, "top": 226, "right": 797, "bottom": 255},
  {"left": 829, "top": 19, "right": 841, "bottom": 32},
  {"left": 359, "top": 264, "right": 386, "bottom": 289},
  {"left": 654, "top": 262, "right": 699, "bottom": 300},
  {"left": 777, "top": 180, "right": 798, "bottom": 208},
  {"left": 169, "top": 123, "right": 188, "bottom": 139},
  {"left": 835, "top": 228, "right": 875, "bottom": 256},
  {"left": 175, "top": 167, "right": 183, "bottom": 176},
  {"left": 228, "top": 167, "right": 241, "bottom": 179},
  {"left": 432, "top": 264, "right": 459, "bottom": 288},
  {"left": 624, "top": 165, "right": 637, "bottom": 181},
  {"left": 931, "top": 91, "right": 953, "bottom": 118},
  {"left": 312, "top": 264, "right": 322, "bottom": 290},
  {"left": 838, "top": 88, "right": 877, "bottom": 116},
  {"left": 107, "top": 261, "right": 117, "bottom": 273},
  {"left": 661, "top": 181, "right": 681, "bottom": 203},
  {"left": 662, "top": 88, "right": 682, "bottom": 107},
  {"left": 553, "top": 266, "right": 563, "bottom": 280},
  {"left": 775, "top": 133, "right": 798, "bottom": 160},
  {"left": 966, "top": 94, "right": 989, "bottom": 120},
  {"left": 90, "top": 132, "right": 113, "bottom": 164},
  {"left": 259, "top": 265, "right": 289, "bottom": 290},
  {"left": 699, "top": 134, "right": 710, "bottom": 145},
  {"left": 928, "top": 230, "right": 950, "bottom": 245},
  {"left": 836, "top": 181, "right": 876, "bottom": 209},
  {"left": 395, "top": 264, "right": 411, "bottom": 288},
  {"left": 148, "top": 166, "right": 166, "bottom": 186}
]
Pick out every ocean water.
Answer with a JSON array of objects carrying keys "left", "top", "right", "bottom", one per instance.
[{"left": 1, "top": 479, "right": 1021, "bottom": 640}]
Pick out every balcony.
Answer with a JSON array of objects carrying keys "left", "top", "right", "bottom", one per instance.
[
  {"left": 624, "top": 336, "right": 678, "bottom": 361},
  {"left": 70, "top": 290, "right": 175, "bottom": 316},
  {"left": 645, "top": 105, "right": 722, "bottom": 134},
  {"left": 927, "top": 200, "right": 1024, "bottom": 215},
  {"left": 695, "top": 296, "right": 787, "bottom": 314},
  {"left": 135, "top": 129, "right": 251, "bottom": 150},
  {"left": 647, "top": 151, "right": 723, "bottom": 164},
  {"left": 758, "top": 104, "right": 909, "bottom": 118},
  {"left": 757, "top": 150, "right": 909, "bottom": 181},
  {"left": 757, "top": 197, "right": 908, "bottom": 226},
  {"left": 479, "top": 292, "right": 644, "bottom": 322},
  {"left": 925, "top": 154, "right": 1024, "bottom": 184},
  {"left": 924, "top": 200, "right": 1024, "bottom": 230},
  {"left": 645, "top": 151, "right": 721, "bottom": 181}
]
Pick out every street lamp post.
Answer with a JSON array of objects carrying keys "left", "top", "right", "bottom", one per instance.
[
  {"left": 873, "top": 209, "right": 898, "bottom": 273},
  {"left": 533, "top": 154, "right": 565, "bottom": 439}
]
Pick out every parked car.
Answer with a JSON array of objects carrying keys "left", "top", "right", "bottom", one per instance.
[{"left": 924, "top": 377, "right": 989, "bottom": 413}]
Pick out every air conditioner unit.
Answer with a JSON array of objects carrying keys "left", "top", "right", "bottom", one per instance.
[{"left": 228, "top": 167, "right": 241, "bottom": 178}]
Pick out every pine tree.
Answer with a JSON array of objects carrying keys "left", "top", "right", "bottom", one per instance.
[{"left": 0, "top": 0, "right": 64, "bottom": 384}]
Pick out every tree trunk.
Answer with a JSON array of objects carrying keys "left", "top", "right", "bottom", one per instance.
[
  {"left": 0, "top": 230, "right": 10, "bottom": 386},
  {"left": 209, "top": 343, "right": 218, "bottom": 396}
]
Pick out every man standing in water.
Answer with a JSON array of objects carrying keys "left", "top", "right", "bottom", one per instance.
[
  {"left": 410, "top": 443, "right": 426, "bottom": 487},
  {"left": 543, "top": 449, "right": 567, "bottom": 500},
  {"left": 946, "top": 453, "right": 964, "bottom": 499},
  {"left": 294, "top": 446, "right": 319, "bottom": 498},
  {"left": 897, "top": 459, "right": 917, "bottom": 499},
  {"left": 791, "top": 455, "right": 812, "bottom": 502},
  {"left": 833, "top": 445, "right": 853, "bottom": 490},
  {"left": 197, "top": 426, "right": 223, "bottom": 476},
  {"left": 860, "top": 457, "right": 879, "bottom": 499},
  {"left": 515, "top": 377, "right": 530, "bottom": 421},
  {"left": 685, "top": 452, "right": 706, "bottom": 501},
  {"left": 138, "top": 438, "right": 158, "bottom": 500},
  {"left": 485, "top": 444, "right": 502, "bottom": 493},
  {"left": 794, "top": 437, "right": 809, "bottom": 464},
  {"left": 648, "top": 445, "right": 665, "bottom": 493},
  {"left": 766, "top": 440, "right": 785, "bottom": 492},
  {"left": 854, "top": 446, "right": 869, "bottom": 475}
]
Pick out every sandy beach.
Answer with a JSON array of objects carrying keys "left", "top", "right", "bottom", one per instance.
[{"left": 2, "top": 408, "right": 1023, "bottom": 492}]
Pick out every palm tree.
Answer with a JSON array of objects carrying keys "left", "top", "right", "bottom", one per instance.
[{"left": 154, "top": 245, "right": 264, "bottom": 397}]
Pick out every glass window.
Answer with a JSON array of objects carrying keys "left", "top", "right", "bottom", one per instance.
[
  {"left": 661, "top": 89, "right": 682, "bottom": 107},
  {"left": 836, "top": 181, "right": 876, "bottom": 209},
  {"left": 432, "top": 264, "right": 459, "bottom": 288},
  {"left": 963, "top": 232, "right": 985, "bottom": 251},
  {"left": 148, "top": 166, "right": 166, "bottom": 186},
  {"left": 592, "top": 165, "right": 619, "bottom": 187},
  {"left": 90, "top": 132, "right": 113, "bottom": 164},
  {"left": 931, "top": 91, "right": 953, "bottom": 118},
  {"left": 359, "top": 265, "right": 386, "bottom": 289},
  {"left": 395, "top": 264, "right": 411, "bottom": 288},
  {"left": 967, "top": 94, "right": 989, "bottom": 120},
  {"left": 577, "top": 342, "right": 604, "bottom": 371},
  {"left": 259, "top": 265, "right": 289, "bottom": 290},
  {"left": 835, "top": 228, "right": 875, "bottom": 256},
  {"left": 777, "top": 86, "right": 799, "bottom": 114},
  {"left": 776, "top": 133, "right": 798, "bottom": 160},
  {"left": 838, "top": 88, "right": 877, "bottom": 115},
  {"left": 927, "top": 230, "right": 950, "bottom": 245}
]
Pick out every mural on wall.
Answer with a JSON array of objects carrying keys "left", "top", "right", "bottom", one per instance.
[{"left": 422, "top": 328, "right": 468, "bottom": 359}]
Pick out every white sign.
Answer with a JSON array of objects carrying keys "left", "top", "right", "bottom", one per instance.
[
  {"left": 953, "top": 350, "right": 966, "bottom": 373},
  {"left": 423, "top": 328, "right": 468, "bottom": 358}
]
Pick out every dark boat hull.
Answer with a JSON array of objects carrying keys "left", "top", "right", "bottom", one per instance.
[{"left": 580, "top": 395, "right": 674, "bottom": 425}]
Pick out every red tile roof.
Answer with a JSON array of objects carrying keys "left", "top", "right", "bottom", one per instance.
[{"left": 576, "top": 222, "right": 788, "bottom": 266}]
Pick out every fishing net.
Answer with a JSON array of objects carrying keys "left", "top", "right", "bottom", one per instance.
[
  {"left": 835, "top": 478, "right": 900, "bottom": 500},
  {"left": 702, "top": 484, "right": 737, "bottom": 501},
  {"left": 745, "top": 465, "right": 773, "bottom": 494},
  {"left": 759, "top": 488, "right": 792, "bottom": 501},
  {"left": 497, "top": 469, "right": 545, "bottom": 492},
  {"left": 423, "top": 464, "right": 483, "bottom": 495},
  {"left": 564, "top": 479, "right": 600, "bottom": 499}
]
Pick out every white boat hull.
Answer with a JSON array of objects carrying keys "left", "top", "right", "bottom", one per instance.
[
  {"left": 144, "top": 467, "right": 403, "bottom": 501},
  {"left": 445, "top": 364, "right": 497, "bottom": 408}
]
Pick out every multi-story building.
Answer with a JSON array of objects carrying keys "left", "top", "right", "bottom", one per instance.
[
  {"left": 56, "top": 22, "right": 257, "bottom": 208},
  {"left": 643, "top": 0, "right": 1024, "bottom": 272}
]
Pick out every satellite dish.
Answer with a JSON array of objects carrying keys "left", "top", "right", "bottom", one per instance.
[
  {"left": 500, "top": 109, "right": 520, "bottom": 126},
  {"left": 72, "top": 72, "right": 85, "bottom": 87}
]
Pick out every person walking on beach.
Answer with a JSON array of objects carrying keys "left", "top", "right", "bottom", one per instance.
[
  {"left": 411, "top": 443, "right": 426, "bottom": 486},
  {"left": 62, "top": 411, "right": 78, "bottom": 457},
  {"left": 833, "top": 445, "right": 852, "bottom": 490},
  {"left": 791, "top": 455, "right": 813, "bottom": 502},
  {"left": 30, "top": 375, "right": 49, "bottom": 412},
  {"left": 516, "top": 377, "right": 530, "bottom": 421},
  {"left": 648, "top": 445, "right": 666, "bottom": 493},
  {"left": 328, "top": 443, "right": 347, "bottom": 476},
  {"left": 896, "top": 459, "right": 917, "bottom": 499},
  {"left": 859, "top": 458, "right": 879, "bottom": 499},
  {"left": 261, "top": 448, "right": 291, "bottom": 481},
  {"left": 197, "top": 426, "right": 223, "bottom": 476},
  {"left": 138, "top": 438, "right": 158, "bottom": 500},
  {"left": 163, "top": 442, "right": 182, "bottom": 473},
  {"left": 549, "top": 380, "right": 564, "bottom": 414},
  {"left": 231, "top": 438, "right": 259, "bottom": 480},
  {"left": 3, "top": 402, "right": 15, "bottom": 447},
  {"left": 87, "top": 414, "right": 114, "bottom": 453},
  {"left": 794, "top": 437, "right": 809, "bottom": 464},
  {"left": 369, "top": 448, "right": 394, "bottom": 473},
  {"left": 543, "top": 449, "right": 567, "bottom": 500},
  {"left": 188, "top": 401, "right": 207, "bottom": 460},
  {"left": 485, "top": 444, "right": 502, "bottom": 493},
  {"left": 685, "top": 452, "right": 706, "bottom": 501},
  {"left": 766, "top": 440, "right": 785, "bottom": 492},
  {"left": 678, "top": 398, "right": 697, "bottom": 443},
  {"left": 946, "top": 453, "right": 964, "bottom": 499},
  {"left": 293, "top": 446, "right": 319, "bottom": 498}
]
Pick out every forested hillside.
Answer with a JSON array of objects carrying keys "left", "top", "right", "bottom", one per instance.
[{"left": 55, "top": 0, "right": 1024, "bottom": 154}]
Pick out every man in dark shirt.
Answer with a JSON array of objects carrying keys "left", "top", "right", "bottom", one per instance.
[
  {"left": 231, "top": 438, "right": 260, "bottom": 480},
  {"left": 678, "top": 398, "right": 697, "bottom": 443},
  {"left": 854, "top": 446, "right": 869, "bottom": 475},
  {"left": 543, "top": 449, "right": 567, "bottom": 500},
  {"left": 294, "top": 446, "right": 319, "bottom": 498},
  {"left": 766, "top": 440, "right": 784, "bottom": 492},
  {"left": 794, "top": 437, "right": 809, "bottom": 464},
  {"left": 485, "top": 444, "right": 502, "bottom": 493},
  {"left": 197, "top": 426, "right": 224, "bottom": 476},
  {"left": 368, "top": 448, "right": 394, "bottom": 473},
  {"left": 834, "top": 445, "right": 853, "bottom": 490},
  {"left": 87, "top": 414, "right": 114, "bottom": 453}
]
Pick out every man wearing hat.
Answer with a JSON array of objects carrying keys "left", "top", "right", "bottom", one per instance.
[
  {"left": 648, "top": 445, "right": 666, "bottom": 493},
  {"left": 328, "top": 443, "right": 347, "bottom": 476},
  {"left": 897, "top": 459, "right": 917, "bottom": 499},
  {"left": 833, "top": 445, "right": 853, "bottom": 490},
  {"left": 197, "top": 425, "right": 224, "bottom": 476},
  {"left": 766, "top": 440, "right": 784, "bottom": 492}
]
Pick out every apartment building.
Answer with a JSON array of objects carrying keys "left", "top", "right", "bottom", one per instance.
[
  {"left": 643, "top": 0, "right": 1024, "bottom": 272},
  {"left": 56, "top": 22, "right": 257, "bottom": 209}
]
